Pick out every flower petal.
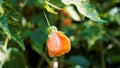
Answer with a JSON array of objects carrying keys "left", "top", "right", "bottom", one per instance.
[
  {"left": 57, "top": 32, "right": 71, "bottom": 53},
  {"left": 47, "top": 32, "right": 63, "bottom": 52}
]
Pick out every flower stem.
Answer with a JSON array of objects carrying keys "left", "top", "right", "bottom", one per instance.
[{"left": 43, "top": 9, "right": 51, "bottom": 27}]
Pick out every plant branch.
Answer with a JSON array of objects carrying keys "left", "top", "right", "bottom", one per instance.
[
  {"left": 106, "top": 34, "right": 120, "bottom": 47},
  {"left": 99, "top": 41, "right": 106, "bottom": 68},
  {"left": 37, "top": 47, "right": 51, "bottom": 68},
  {"left": 4, "top": 36, "right": 9, "bottom": 48}
]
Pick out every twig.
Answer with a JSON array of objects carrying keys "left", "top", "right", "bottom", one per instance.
[
  {"left": 99, "top": 41, "right": 106, "bottom": 68},
  {"left": 37, "top": 56, "right": 45, "bottom": 68},
  {"left": 106, "top": 34, "right": 120, "bottom": 47},
  {"left": 4, "top": 36, "right": 9, "bottom": 48},
  {"left": 59, "top": 56, "right": 64, "bottom": 68},
  {"left": 37, "top": 47, "right": 51, "bottom": 68}
]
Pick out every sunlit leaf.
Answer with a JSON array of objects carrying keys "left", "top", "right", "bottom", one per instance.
[
  {"left": 76, "top": 2, "right": 106, "bottom": 22},
  {"left": 61, "top": 0, "right": 74, "bottom": 5},
  {"left": 61, "top": 0, "right": 106, "bottom": 22},
  {"left": 64, "top": 6, "right": 81, "bottom": 21},
  {"left": 0, "top": 46, "right": 7, "bottom": 68},
  {"left": 1, "top": 48, "right": 27, "bottom": 68}
]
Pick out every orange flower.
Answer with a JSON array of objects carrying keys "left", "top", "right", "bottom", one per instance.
[{"left": 46, "top": 26, "right": 71, "bottom": 57}]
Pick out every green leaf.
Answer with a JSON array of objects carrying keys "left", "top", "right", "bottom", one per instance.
[
  {"left": 35, "top": 0, "right": 46, "bottom": 8},
  {"left": 31, "top": 43, "right": 50, "bottom": 64},
  {"left": 115, "top": 13, "right": 120, "bottom": 25},
  {"left": 0, "top": 16, "right": 10, "bottom": 37},
  {"left": 0, "top": 12, "right": 24, "bottom": 51},
  {"left": 37, "top": 0, "right": 46, "bottom": 4},
  {"left": 30, "top": 27, "right": 47, "bottom": 44},
  {"left": 50, "top": 0, "right": 65, "bottom": 7},
  {"left": 31, "top": 43, "right": 44, "bottom": 55},
  {"left": 1, "top": 47, "right": 27, "bottom": 68},
  {"left": 0, "top": 0, "right": 2, "bottom": 6},
  {"left": 83, "top": 21, "right": 105, "bottom": 48},
  {"left": 0, "top": 0, "right": 3, "bottom": 16},
  {"left": 0, "top": 6, "right": 4, "bottom": 17},
  {"left": 61, "top": 0, "right": 106, "bottom": 22},
  {"left": 8, "top": 21, "right": 25, "bottom": 51},
  {"left": 70, "top": 56, "right": 90, "bottom": 68},
  {"left": 26, "top": 0, "right": 34, "bottom": 7},
  {"left": 30, "top": 27, "right": 50, "bottom": 62},
  {"left": 76, "top": 2, "right": 105, "bottom": 22},
  {"left": 106, "top": 54, "right": 120, "bottom": 64}
]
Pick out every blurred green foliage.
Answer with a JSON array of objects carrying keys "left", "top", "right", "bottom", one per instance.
[{"left": 0, "top": 0, "right": 120, "bottom": 68}]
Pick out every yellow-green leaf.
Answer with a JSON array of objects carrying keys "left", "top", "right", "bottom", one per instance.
[{"left": 44, "top": 2, "right": 57, "bottom": 14}]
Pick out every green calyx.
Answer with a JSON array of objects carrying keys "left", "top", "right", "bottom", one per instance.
[{"left": 46, "top": 26, "right": 58, "bottom": 35}]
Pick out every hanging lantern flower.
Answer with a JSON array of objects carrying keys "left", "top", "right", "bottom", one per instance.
[{"left": 46, "top": 26, "right": 71, "bottom": 57}]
